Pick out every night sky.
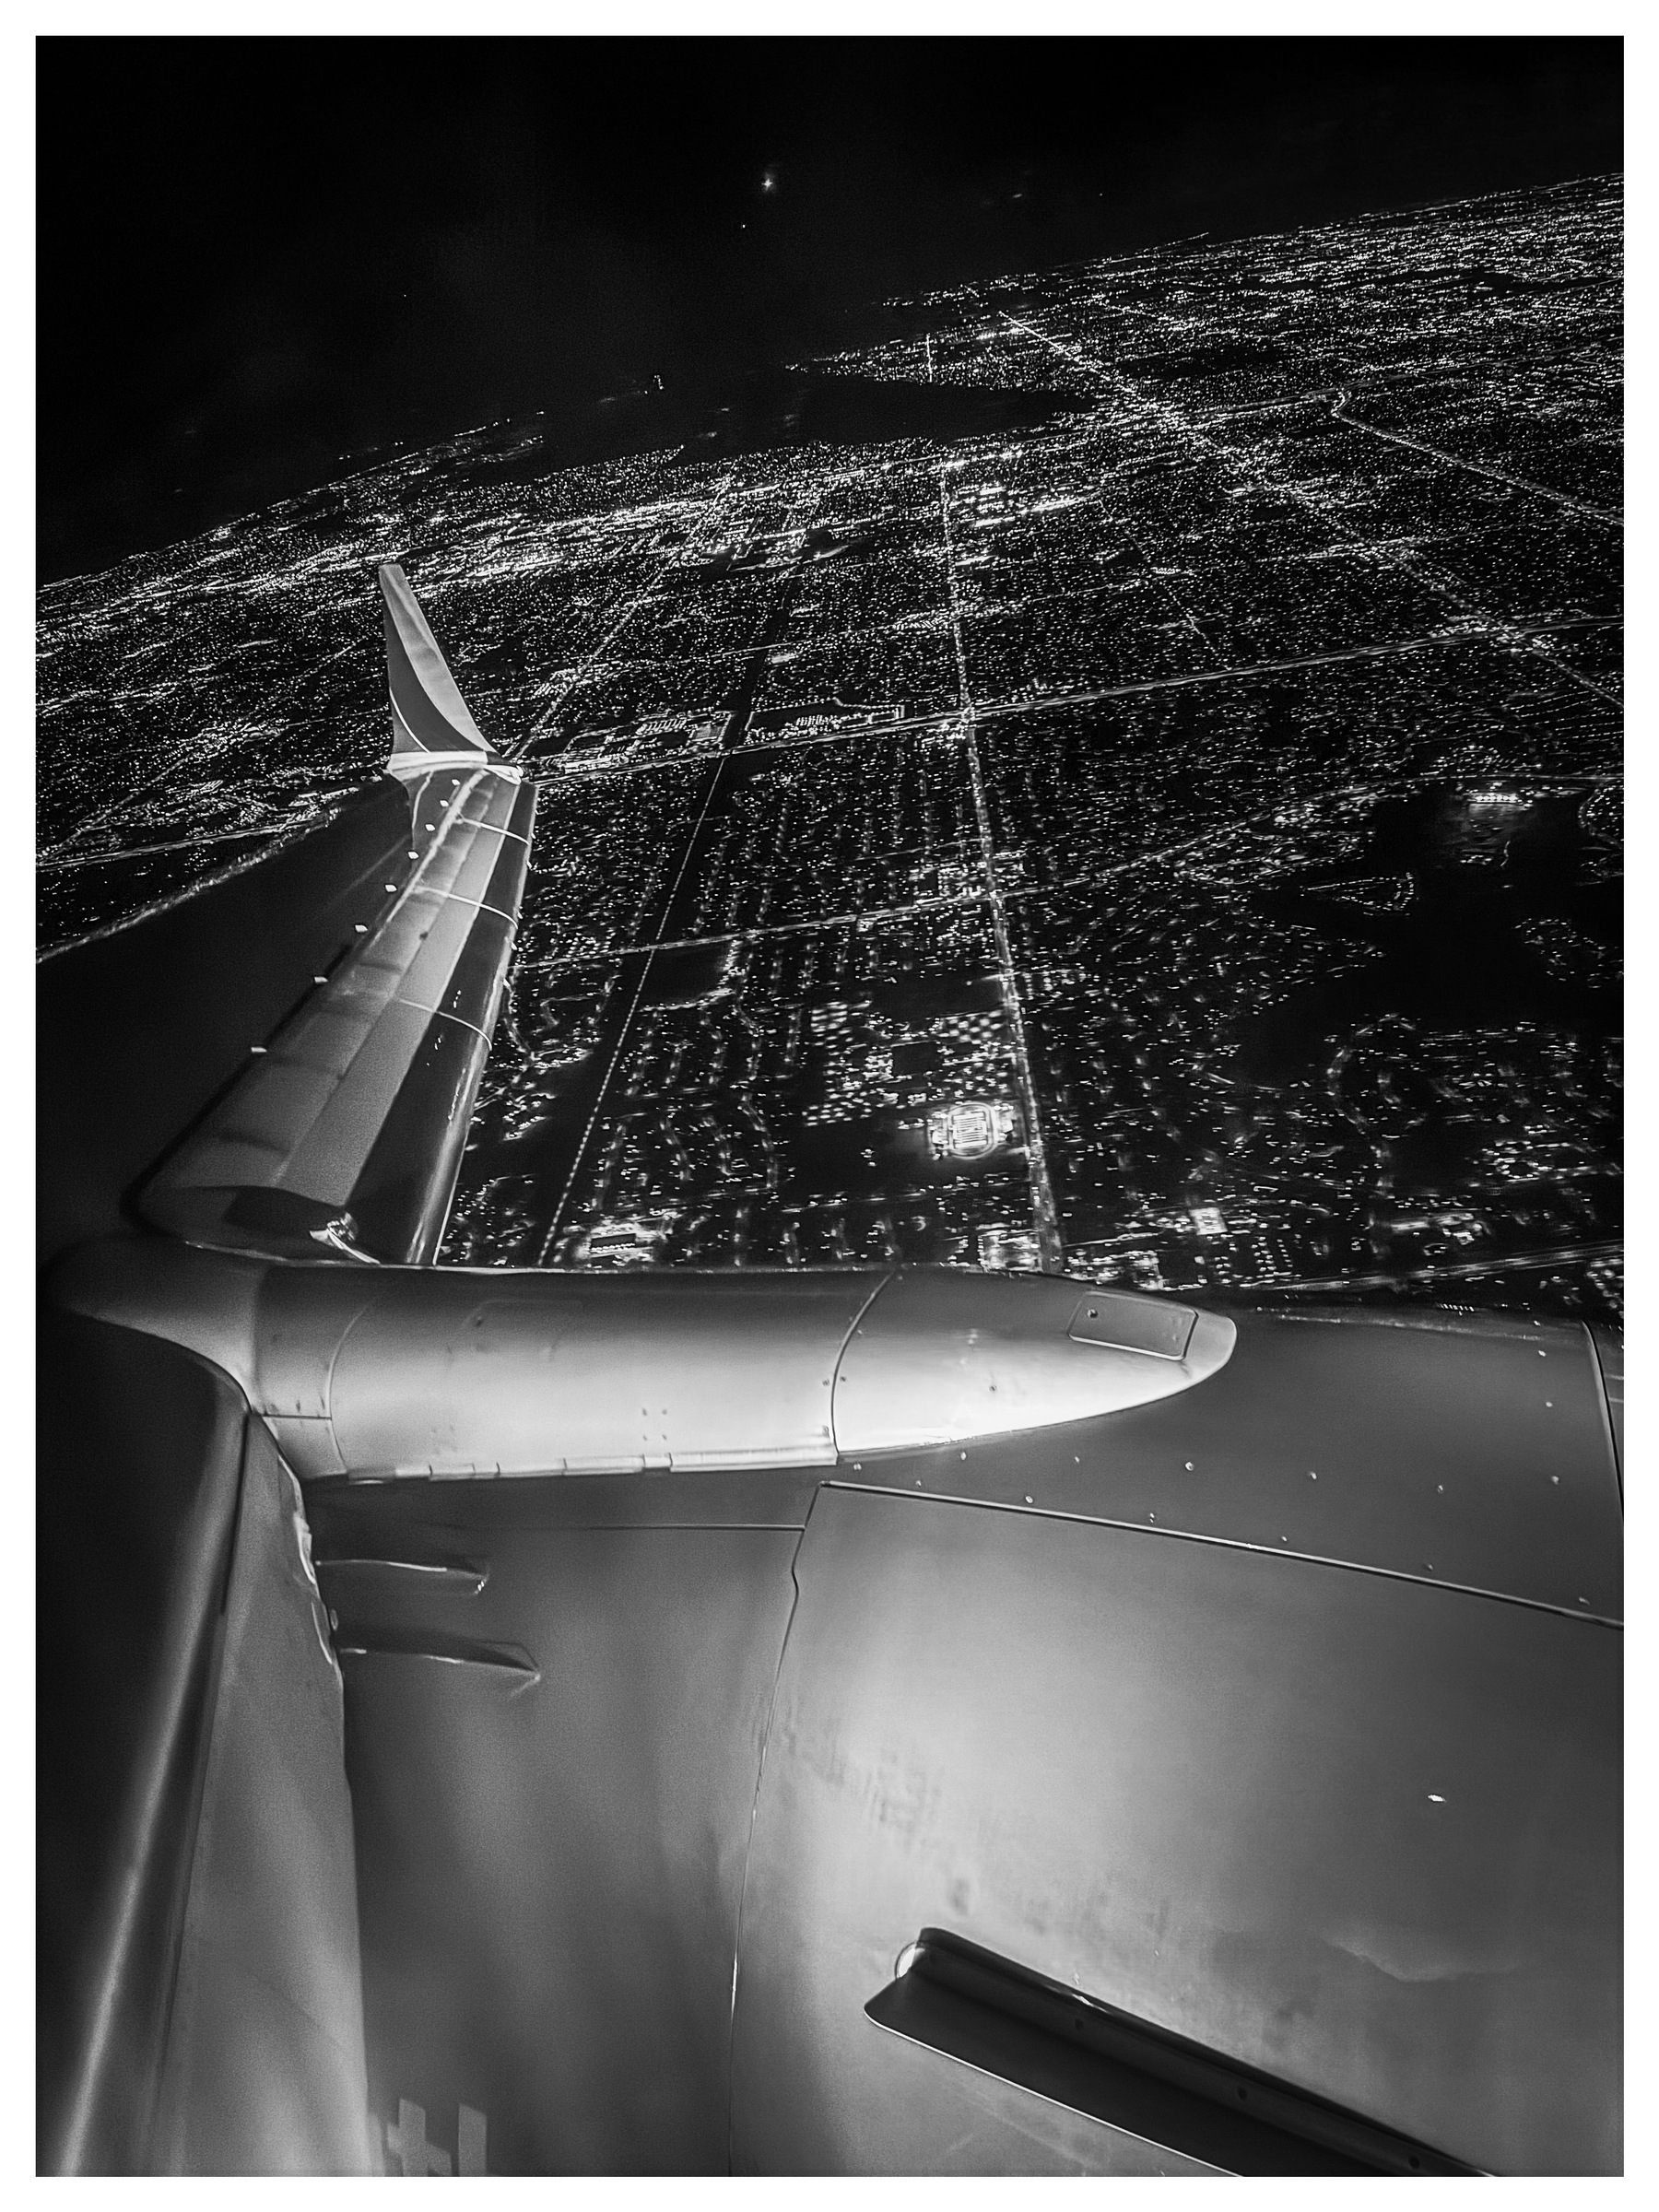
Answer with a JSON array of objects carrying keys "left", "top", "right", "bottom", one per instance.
[{"left": 36, "top": 35, "right": 1621, "bottom": 582}]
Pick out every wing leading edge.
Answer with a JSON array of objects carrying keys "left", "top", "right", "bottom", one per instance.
[{"left": 141, "top": 566, "right": 535, "bottom": 1265}]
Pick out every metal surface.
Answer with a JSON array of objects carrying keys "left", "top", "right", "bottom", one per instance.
[
  {"left": 129, "top": 564, "right": 532, "bottom": 1266},
  {"left": 380, "top": 559, "right": 492, "bottom": 761},
  {"left": 315, "top": 1493, "right": 803, "bottom": 2173},
  {"left": 38, "top": 1315, "right": 369, "bottom": 2174},
  {"left": 1067, "top": 1291, "right": 1196, "bottom": 1358},
  {"left": 830, "top": 1305, "right": 1623, "bottom": 1623},
  {"left": 36, "top": 776, "right": 421, "bottom": 1272},
  {"left": 53, "top": 1244, "right": 1245, "bottom": 1482},
  {"left": 52, "top": 1243, "right": 1618, "bottom": 1619},
  {"left": 141, "top": 762, "right": 534, "bottom": 1265},
  {"left": 145, "top": 1419, "right": 371, "bottom": 2173},
  {"left": 52, "top": 1244, "right": 870, "bottom": 1478},
  {"left": 834, "top": 1271, "right": 1235, "bottom": 1453},
  {"left": 38, "top": 556, "right": 1624, "bottom": 2176},
  {"left": 307, "top": 1465, "right": 824, "bottom": 1546},
  {"left": 865, "top": 1929, "right": 1476, "bottom": 2173},
  {"left": 41, "top": 1321, "right": 248, "bottom": 2174},
  {"left": 325, "top": 1266, "right": 875, "bottom": 1477},
  {"left": 729, "top": 1486, "right": 1619, "bottom": 2174}
]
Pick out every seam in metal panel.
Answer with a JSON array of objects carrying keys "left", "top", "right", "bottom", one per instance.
[
  {"left": 725, "top": 1515, "right": 812, "bottom": 2175},
  {"left": 440, "top": 818, "right": 529, "bottom": 849},
  {"left": 261, "top": 1411, "right": 347, "bottom": 1479},
  {"left": 823, "top": 1482, "right": 1622, "bottom": 1630},
  {"left": 312, "top": 1286, "right": 391, "bottom": 1430},
  {"left": 430, "top": 889, "right": 519, "bottom": 923},
  {"left": 1583, "top": 1323, "right": 1622, "bottom": 1510},
  {"left": 312, "top": 1521, "right": 816, "bottom": 1537},
  {"left": 826, "top": 1272, "right": 898, "bottom": 1458},
  {"left": 395, "top": 774, "right": 490, "bottom": 896},
  {"left": 390, "top": 996, "right": 491, "bottom": 1043}
]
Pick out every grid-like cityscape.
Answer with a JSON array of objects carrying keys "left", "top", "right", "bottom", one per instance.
[{"left": 38, "top": 175, "right": 1623, "bottom": 1321}]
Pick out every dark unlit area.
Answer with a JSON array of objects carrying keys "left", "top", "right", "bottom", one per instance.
[{"left": 38, "top": 37, "right": 1620, "bottom": 579}]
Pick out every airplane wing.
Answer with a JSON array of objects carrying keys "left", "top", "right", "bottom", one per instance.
[
  {"left": 39, "top": 570, "right": 534, "bottom": 2173},
  {"left": 140, "top": 565, "right": 535, "bottom": 1264},
  {"left": 40, "top": 565, "right": 535, "bottom": 1270},
  {"left": 38, "top": 570, "right": 1621, "bottom": 2180}
]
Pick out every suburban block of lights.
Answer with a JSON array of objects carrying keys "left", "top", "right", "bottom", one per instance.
[{"left": 38, "top": 175, "right": 1621, "bottom": 1324}]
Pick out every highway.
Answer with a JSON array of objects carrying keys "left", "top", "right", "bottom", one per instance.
[
  {"left": 533, "top": 612, "right": 1620, "bottom": 787},
  {"left": 1000, "top": 310, "right": 1623, "bottom": 711},
  {"left": 1329, "top": 389, "right": 1622, "bottom": 527},
  {"left": 1243, "top": 1238, "right": 1622, "bottom": 1297}
]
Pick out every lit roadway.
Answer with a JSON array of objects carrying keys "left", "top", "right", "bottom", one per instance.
[
  {"left": 1329, "top": 390, "right": 1622, "bottom": 528},
  {"left": 932, "top": 336, "right": 1065, "bottom": 1273},
  {"left": 516, "top": 470, "right": 739, "bottom": 751},
  {"left": 999, "top": 312, "right": 1623, "bottom": 710},
  {"left": 517, "top": 759, "right": 1620, "bottom": 979},
  {"left": 1247, "top": 1238, "right": 1622, "bottom": 1296},
  {"left": 537, "top": 616, "right": 1620, "bottom": 786},
  {"left": 533, "top": 488, "right": 819, "bottom": 1260}
]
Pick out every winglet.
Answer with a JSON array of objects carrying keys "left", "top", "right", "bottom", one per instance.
[{"left": 380, "top": 562, "right": 491, "bottom": 765}]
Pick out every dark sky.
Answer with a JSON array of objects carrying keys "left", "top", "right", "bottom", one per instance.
[{"left": 37, "top": 35, "right": 1621, "bottom": 582}]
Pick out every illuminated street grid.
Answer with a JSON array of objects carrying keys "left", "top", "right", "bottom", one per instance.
[{"left": 38, "top": 177, "right": 1621, "bottom": 1317}]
